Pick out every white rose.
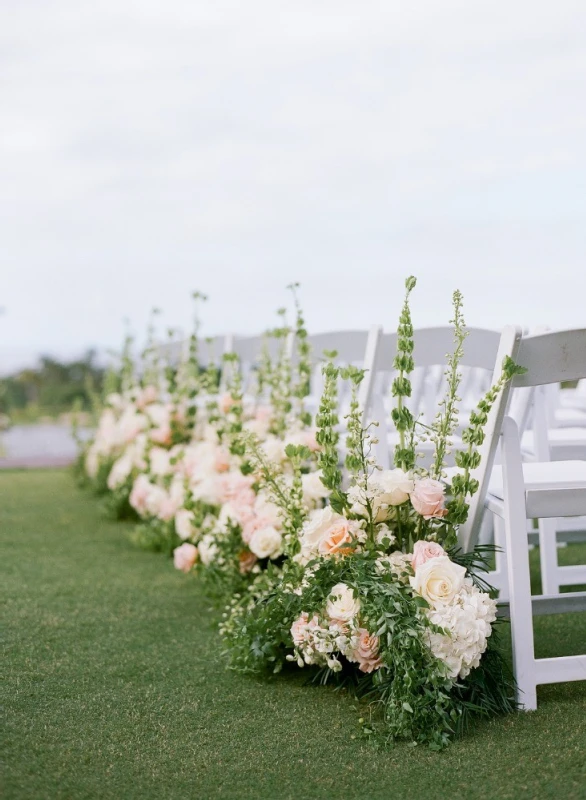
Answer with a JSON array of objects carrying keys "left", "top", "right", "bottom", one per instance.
[
  {"left": 175, "top": 508, "right": 196, "bottom": 540},
  {"left": 299, "top": 507, "right": 346, "bottom": 550},
  {"left": 326, "top": 582, "right": 360, "bottom": 622},
  {"left": 377, "top": 468, "right": 414, "bottom": 506},
  {"left": 198, "top": 534, "right": 218, "bottom": 566},
  {"left": 301, "top": 471, "right": 331, "bottom": 506},
  {"left": 249, "top": 526, "right": 283, "bottom": 560},
  {"left": 410, "top": 556, "right": 466, "bottom": 607}
]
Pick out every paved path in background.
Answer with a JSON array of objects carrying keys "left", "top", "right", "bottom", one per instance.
[{"left": 0, "top": 424, "right": 91, "bottom": 469}]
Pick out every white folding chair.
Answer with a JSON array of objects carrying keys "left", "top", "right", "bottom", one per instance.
[
  {"left": 461, "top": 329, "right": 586, "bottom": 710},
  {"left": 370, "top": 327, "right": 503, "bottom": 471},
  {"left": 305, "top": 328, "right": 382, "bottom": 421}
]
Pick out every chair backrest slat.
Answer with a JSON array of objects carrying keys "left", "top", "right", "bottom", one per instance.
[{"left": 512, "top": 329, "right": 586, "bottom": 387}]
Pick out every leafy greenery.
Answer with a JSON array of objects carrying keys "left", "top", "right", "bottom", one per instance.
[{"left": 0, "top": 351, "right": 105, "bottom": 420}]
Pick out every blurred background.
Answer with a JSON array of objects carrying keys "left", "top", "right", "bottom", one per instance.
[{"left": 1, "top": 0, "right": 585, "bottom": 458}]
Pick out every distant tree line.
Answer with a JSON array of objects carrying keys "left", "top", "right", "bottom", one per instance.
[{"left": 0, "top": 351, "right": 104, "bottom": 420}]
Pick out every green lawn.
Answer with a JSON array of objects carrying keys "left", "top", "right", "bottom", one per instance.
[{"left": 2, "top": 470, "right": 586, "bottom": 800}]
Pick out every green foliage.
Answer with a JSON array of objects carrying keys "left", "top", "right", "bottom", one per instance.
[
  {"left": 391, "top": 277, "right": 417, "bottom": 471},
  {"left": 0, "top": 351, "right": 105, "bottom": 418}
]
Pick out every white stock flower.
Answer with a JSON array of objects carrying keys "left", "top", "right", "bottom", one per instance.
[
  {"left": 261, "top": 436, "right": 287, "bottom": 464},
  {"left": 249, "top": 526, "right": 283, "bottom": 560},
  {"left": 326, "top": 583, "right": 360, "bottom": 622},
  {"left": 198, "top": 534, "right": 218, "bottom": 566},
  {"left": 376, "top": 551, "right": 412, "bottom": 582},
  {"left": 410, "top": 556, "right": 466, "bottom": 607},
  {"left": 107, "top": 453, "right": 133, "bottom": 489}
]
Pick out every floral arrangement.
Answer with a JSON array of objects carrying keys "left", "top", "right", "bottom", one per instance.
[
  {"left": 75, "top": 277, "right": 523, "bottom": 749},
  {"left": 219, "top": 278, "right": 523, "bottom": 748}
]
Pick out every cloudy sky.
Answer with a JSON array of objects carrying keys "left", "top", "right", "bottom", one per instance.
[{"left": 1, "top": 1, "right": 585, "bottom": 372}]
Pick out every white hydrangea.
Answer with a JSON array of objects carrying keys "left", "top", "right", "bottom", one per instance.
[{"left": 424, "top": 580, "right": 498, "bottom": 679}]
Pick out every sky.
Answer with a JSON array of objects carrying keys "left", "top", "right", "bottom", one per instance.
[{"left": 1, "top": 0, "right": 586, "bottom": 373}]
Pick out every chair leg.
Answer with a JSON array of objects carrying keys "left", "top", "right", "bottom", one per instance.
[
  {"left": 501, "top": 418, "right": 538, "bottom": 710},
  {"left": 538, "top": 517, "right": 560, "bottom": 595},
  {"left": 489, "top": 515, "right": 509, "bottom": 602}
]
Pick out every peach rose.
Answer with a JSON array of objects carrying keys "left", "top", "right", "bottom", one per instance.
[
  {"left": 238, "top": 550, "right": 258, "bottom": 574},
  {"left": 173, "top": 542, "right": 198, "bottom": 573},
  {"left": 219, "top": 393, "right": 236, "bottom": 414},
  {"left": 214, "top": 447, "right": 231, "bottom": 473},
  {"left": 136, "top": 385, "right": 159, "bottom": 410},
  {"left": 291, "top": 612, "right": 309, "bottom": 646},
  {"left": 318, "top": 521, "right": 355, "bottom": 557},
  {"left": 353, "top": 627, "right": 383, "bottom": 673},
  {"left": 410, "top": 478, "right": 448, "bottom": 520},
  {"left": 411, "top": 539, "right": 446, "bottom": 570},
  {"left": 150, "top": 425, "right": 172, "bottom": 446}
]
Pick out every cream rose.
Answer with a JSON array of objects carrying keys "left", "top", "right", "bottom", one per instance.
[
  {"left": 249, "top": 526, "right": 283, "bottom": 560},
  {"left": 377, "top": 468, "right": 415, "bottom": 506},
  {"left": 175, "top": 508, "right": 196, "bottom": 541},
  {"left": 299, "top": 507, "right": 346, "bottom": 551},
  {"left": 173, "top": 542, "right": 198, "bottom": 573},
  {"left": 326, "top": 583, "right": 360, "bottom": 622},
  {"left": 301, "top": 471, "right": 331, "bottom": 505},
  {"left": 410, "top": 555, "right": 466, "bottom": 607}
]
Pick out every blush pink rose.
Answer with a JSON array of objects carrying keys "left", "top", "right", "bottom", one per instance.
[
  {"left": 411, "top": 539, "right": 446, "bottom": 570},
  {"left": 241, "top": 515, "right": 274, "bottom": 545},
  {"left": 353, "top": 627, "right": 383, "bottom": 673},
  {"left": 290, "top": 613, "right": 320, "bottom": 646},
  {"left": 130, "top": 475, "right": 151, "bottom": 515},
  {"left": 158, "top": 494, "right": 180, "bottom": 522},
  {"left": 291, "top": 612, "right": 309, "bottom": 646},
  {"left": 255, "top": 406, "right": 272, "bottom": 423},
  {"left": 173, "top": 542, "right": 198, "bottom": 573},
  {"left": 410, "top": 478, "right": 448, "bottom": 520}
]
